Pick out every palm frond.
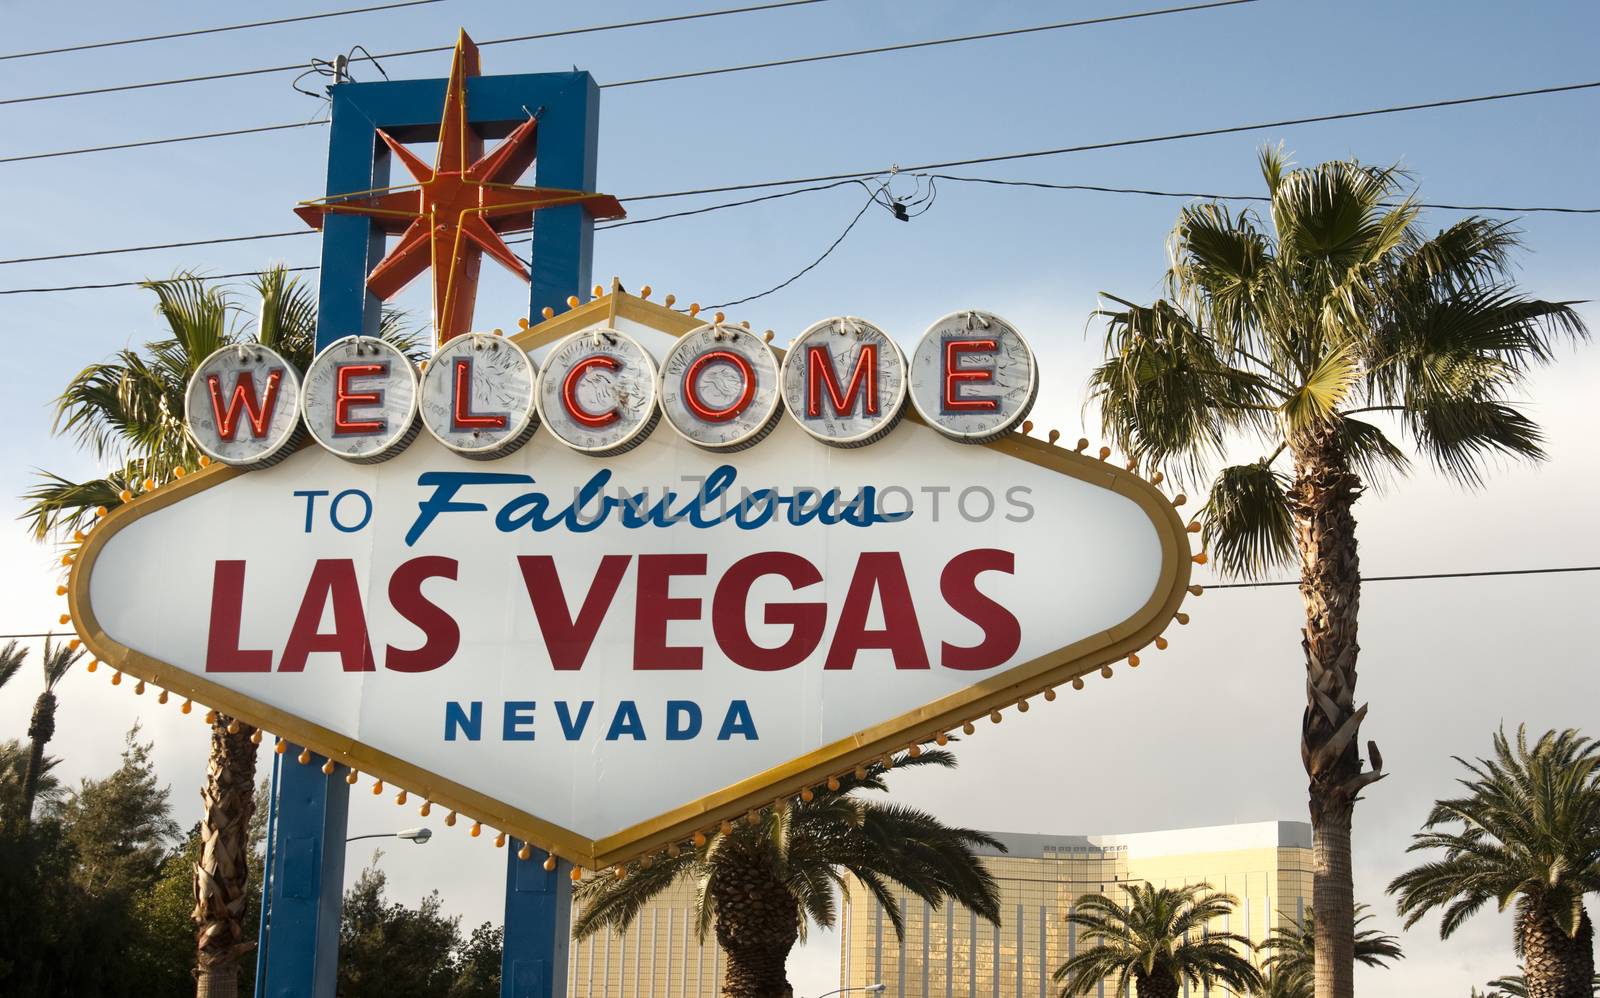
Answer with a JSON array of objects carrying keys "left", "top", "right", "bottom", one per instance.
[
  {"left": 1201, "top": 462, "right": 1296, "bottom": 577},
  {"left": 39, "top": 635, "right": 83, "bottom": 689},
  {"left": 0, "top": 641, "right": 26, "bottom": 690}
]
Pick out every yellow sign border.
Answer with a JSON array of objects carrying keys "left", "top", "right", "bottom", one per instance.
[{"left": 67, "top": 291, "right": 1192, "bottom": 869}]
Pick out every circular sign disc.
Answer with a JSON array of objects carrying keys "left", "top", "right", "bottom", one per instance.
[
  {"left": 301, "top": 336, "right": 421, "bottom": 463},
  {"left": 184, "top": 343, "right": 305, "bottom": 468},
  {"left": 535, "top": 327, "right": 660, "bottom": 456},
  {"left": 780, "top": 316, "right": 907, "bottom": 448},
  {"left": 659, "top": 323, "right": 782, "bottom": 452},
  {"left": 908, "top": 310, "right": 1038, "bottom": 443},
  {"left": 420, "top": 333, "right": 539, "bottom": 460}
]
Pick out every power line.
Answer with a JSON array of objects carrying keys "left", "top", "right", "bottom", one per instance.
[
  {"left": 0, "top": 0, "right": 842, "bottom": 106},
  {"left": 0, "top": 120, "right": 326, "bottom": 165},
  {"left": 5, "top": 565, "right": 1597, "bottom": 639},
  {"left": 0, "top": 0, "right": 445, "bottom": 62},
  {"left": 600, "top": 0, "right": 1259, "bottom": 89},
  {"left": 704, "top": 186, "right": 883, "bottom": 309},
  {"left": 0, "top": 267, "right": 318, "bottom": 296}
]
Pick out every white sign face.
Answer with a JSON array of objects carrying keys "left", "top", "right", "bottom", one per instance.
[
  {"left": 420, "top": 333, "right": 539, "bottom": 460},
  {"left": 780, "top": 317, "right": 907, "bottom": 448},
  {"left": 908, "top": 310, "right": 1038, "bottom": 443},
  {"left": 535, "top": 327, "right": 660, "bottom": 456},
  {"left": 185, "top": 344, "right": 305, "bottom": 468},
  {"left": 71, "top": 298, "right": 1189, "bottom": 867},
  {"left": 302, "top": 336, "right": 421, "bottom": 463},
  {"left": 658, "top": 323, "right": 783, "bottom": 452}
]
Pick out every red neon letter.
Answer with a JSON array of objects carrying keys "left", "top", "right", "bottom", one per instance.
[
  {"left": 208, "top": 370, "right": 284, "bottom": 441},
  {"left": 943, "top": 339, "right": 998, "bottom": 411},
  {"left": 451, "top": 358, "right": 507, "bottom": 431},
  {"left": 939, "top": 549, "right": 1020, "bottom": 670},
  {"left": 683, "top": 351, "right": 755, "bottom": 423},
  {"left": 279, "top": 559, "right": 376, "bottom": 672},
  {"left": 334, "top": 363, "right": 387, "bottom": 434},
  {"left": 206, "top": 560, "right": 272, "bottom": 672},
  {"left": 806, "top": 344, "right": 879, "bottom": 418},
  {"left": 385, "top": 556, "right": 460, "bottom": 673},
  {"left": 518, "top": 555, "right": 631, "bottom": 671},
  {"left": 825, "top": 552, "right": 929, "bottom": 670},
  {"left": 634, "top": 554, "right": 706, "bottom": 670},
  {"left": 712, "top": 552, "right": 825, "bottom": 672},
  {"left": 562, "top": 355, "right": 622, "bottom": 428}
]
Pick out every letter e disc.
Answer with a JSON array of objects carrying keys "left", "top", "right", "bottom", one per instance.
[
  {"left": 184, "top": 343, "right": 305, "bottom": 468},
  {"left": 908, "top": 310, "right": 1037, "bottom": 443},
  {"left": 780, "top": 316, "right": 907, "bottom": 448},
  {"left": 535, "top": 327, "right": 660, "bottom": 456},
  {"left": 659, "top": 323, "right": 782, "bottom": 452},
  {"left": 420, "top": 333, "right": 539, "bottom": 460},
  {"left": 301, "top": 336, "right": 421, "bottom": 463}
]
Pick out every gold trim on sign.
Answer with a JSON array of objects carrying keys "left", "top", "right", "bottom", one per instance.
[{"left": 66, "top": 289, "right": 1191, "bottom": 869}]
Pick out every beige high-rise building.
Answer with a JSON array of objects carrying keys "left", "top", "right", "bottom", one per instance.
[
  {"left": 566, "top": 820, "right": 1311, "bottom": 998},
  {"left": 839, "top": 821, "right": 1313, "bottom": 998}
]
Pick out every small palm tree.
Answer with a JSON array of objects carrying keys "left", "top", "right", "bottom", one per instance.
[
  {"left": 0, "top": 738, "right": 62, "bottom": 820},
  {"left": 22, "top": 267, "right": 415, "bottom": 998},
  {"left": 20, "top": 636, "right": 83, "bottom": 827},
  {"left": 1257, "top": 904, "right": 1403, "bottom": 996},
  {"left": 573, "top": 749, "right": 1003, "bottom": 998},
  {"left": 1090, "top": 150, "right": 1588, "bottom": 998},
  {"left": 1054, "top": 882, "right": 1262, "bottom": 998},
  {"left": 1389, "top": 727, "right": 1600, "bottom": 998}
]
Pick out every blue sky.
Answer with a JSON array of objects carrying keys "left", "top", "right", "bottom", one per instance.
[{"left": 1, "top": 1, "right": 1597, "bottom": 994}]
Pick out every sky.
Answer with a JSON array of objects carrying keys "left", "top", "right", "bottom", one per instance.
[{"left": 1, "top": 0, "right": 1597, "bottom": 994}]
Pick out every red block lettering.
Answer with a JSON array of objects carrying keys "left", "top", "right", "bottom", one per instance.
[
  {"left": 683, "top": 351, "right": 755, "bottom": 423},
  {"left": 634, "top": 554, "right": 706, "bottom": 670},
  {"left": 279, "top": 559, "right": 375, "bottom": 672},
  {"left": 518, "top": 554, "right": 630, "bottom": 671},
  {"left": 208, "top": 370, "right": 284, "bottom": 441},
  {"left": 943, "top": 338, "right": 998, "bottom": 411},
  {"left": 206, "top": 560, "right": 272, "bottom": 672},
  {"left": 386, "top": 556, "right": 460, "bottom": 673},
  {"left": 562, "top": 356, "right": 622, "bottom": 427},
  {"left": 807, "top": 343, "right": 878, "bottom": 417},
  {"left": 334, "top": 363, "right": 387, "bottom": 434},
  {"left": 825, "top": 552, "right": 928, "bottom": 669},
  {"left": 451, "top": 358, "right": 508, "bottom": 431},
  {"left": 712, "top": 552, "right": 825, "bottom": 671},
  {"left": 940, "top": 549, "right": 1020, "bottom": 670}
]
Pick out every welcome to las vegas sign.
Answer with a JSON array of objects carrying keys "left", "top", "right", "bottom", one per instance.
[{"left": 67, "top": 290, "right": 1195, "bottom": 869}]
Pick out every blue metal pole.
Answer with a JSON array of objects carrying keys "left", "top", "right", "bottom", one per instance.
[
  {"left": 502, "top": 841, "right": 573, "bottom": 998},
  {"left": 261, "top": 755, "right": 350, "bottom": 998}
]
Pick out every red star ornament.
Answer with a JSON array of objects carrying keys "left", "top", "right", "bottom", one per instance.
[{"left": 295, "top": 31, "right": 625, "bottom": 345}]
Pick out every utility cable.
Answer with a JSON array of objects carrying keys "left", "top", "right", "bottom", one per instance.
[
  {"left": 1, "top": 0, "right": 445, "bottom": 62},
  {"left": 0, "top": 0, "right": 842, "bottom": 105},
  {"left": 6, "top": 565, "right": 1598, "bottom": 638}
]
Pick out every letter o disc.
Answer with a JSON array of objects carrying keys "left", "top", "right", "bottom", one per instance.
[
  {"left": 184, "top": 343, "right": 305, "bottom": 468},
  {"left": 420, "top": 333, "right": 539, "bottom": 460},
  {"left": 301, "top": 336, "right": 421, "bottom": 463},
  {"left": 908, "top": 310, "right": 1037, "bottom": 443},
  {"left": 659, "top": 323, "right": 782, "bottom": 452},
  {"left": 535, "top": 327, "right": 660, "bottom": 456},
  {"left": 780, "top": 316, "right": 907, "bottom": 448}
]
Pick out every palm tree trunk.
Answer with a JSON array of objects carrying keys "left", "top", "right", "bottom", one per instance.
[
  {"left": 1134, "top": 966, "right": 1181, "bottom": 998},
  {"left": 1520, "top": 904, "right": 1594, "bottom": 998},
  {"left": 710, "top": 843, "right": 800, "bottom": 998},
  {"left": 193, "top": 715, "right": 258, "bottom": 998},
  {"left": 21, "top": 689, "right": 58, "bottom": 826},
  {"left": 1289, "top": 427, "right": 1378, "bottom": 998}
]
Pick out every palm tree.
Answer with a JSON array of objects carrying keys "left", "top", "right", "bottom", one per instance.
[
  {"left": 0, "top": 739, "right": 63, "bottom": 820},
  {"left": 1089, "top": 150, "right": 1588, "bottom": 998},
  {"left": 1389, "top": 727, "right": 1600, "bottom": 998},
  {"left": 1485, "top": 970, "right": 1600, "bottom": 997},
  {"left": 1257, "top": 904, "right": 1403, "bottom": 997},
  {"left": 20, "top": 636, "right": 83, "bottom": 828},
  {"left": 23, "top": 267, "right": 415, "bottom": 998},
  {"left": 1054, "top": 881, "right": 1262, "bottom": 998},
  {"left": 572, "top": 749, "right": 1003, "bottom": 998}
]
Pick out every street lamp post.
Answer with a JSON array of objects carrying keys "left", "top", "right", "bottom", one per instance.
[
  {"left": 811, "top": 985, "right": 886, "bottom": 998},
  {"left": 345, "top": 828, "right": 433, "bottom": 845}
]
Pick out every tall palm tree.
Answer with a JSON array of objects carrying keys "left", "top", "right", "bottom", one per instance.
[
  {"left": 1389, "top": 727, "right": 1600, "bottom": 998},
  {"left": 1485, "top": 970, "right": 1600, "bottom": 997},
  {"left": 573, "top": 749, "right": 1003, "bottom": 998},
  {"left": 20, "top": 636, "right": 83, "bottom": 827},
  {"left": 1054, "top": 881, "right": 1262, "bottom": 998},
  {"left": 0, "top": 739, "right": 63, "bottom": 820},
  {"left": 1089, "top": 150, "right": 1588, "bottom": 998},
  {"left": 1257, "top": 904, "right": 1403, "bottom": 997},
  {"left": 23, "top": 267, "right": 416, "bottom": 998}
]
